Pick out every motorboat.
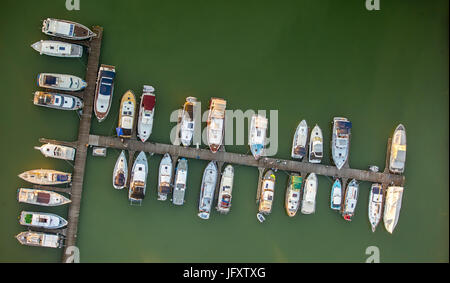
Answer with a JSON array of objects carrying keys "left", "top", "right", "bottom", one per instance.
[
  {"left": 116, "top": 90, "right": 136, "bottom": 139},
  {"left": 308, "top": 124, "right": 323, "bottom": 163},
  {"left": 137, "top": 85, "right": 156, "bottom": 142},
  {"left": 389, "top": 124, "right": 407, "bottom": 174},
  {"left": 33, "top": 91, "right": 83, "bottom": 111},
  {"left": 34, "top": 143, "right": 76, "bottom": 161},
  {"left": 15, "top": 231, "right": 63, "bottom": 248},
  {"left": 128, "top": 152, "right": 148, "bottom": 205},
  {"left": 368, "top": 183, "right": 384, "bottom": 232},
  {"left": 301, "top": 173, "right": 318, "bottom": 214},
  {"left": 384, "top": 186, "right": 404, "bottom": 234},
  {"left": 31, "top": 40, "right": 82, "bottom": 58},
  {"left": 158, "top": 153, "right": 172, "bottom": 201},
  {"left": 342, "top": 179, "right": 359, "bottom": 221},
  {"left": 179, "top": 97, "right": 197, "bottom": 147},
  {"left": 37, "top": 73, "right": 86, "bottom": 91},
  {"left": 42, "top": 18, "right": 96, "bottom": 40},
  {"left": 18, "top": 169, "right": 71, "bottom": 185},
  {"left": 94, "top": 64, "right": 116, "bottom": 122},
  {"left": 206, "top": 98, "right": 226, "bottom": 153},
  {"left": 113, "top": 150, "right": 127, "bottom": 190},
  {"left": 172, "top": 158, "right": 188, "bottom": 206},
  {"left": 292, "top": 120, "right": 308, "bottom": 160},
  {"left": 198, "top": 161, "right": 218, "bottom": 219},
  {"left": 216, "top": 165, "right": 234, "bottom": 214},
  {"left": 249, "top": 115, "right": 268, "bottom": 160},
  {"left": 17, "top": 188, "right": 71, "bottom": 206},
  {"left": 258, "top": 170, "right": 276, "bottom": 215},
  {"left": 331, "top": 117, "right": 352, "bottom": 170},
  {"left": 19, "top": 211, "right": 67, "bottom": 229},
  {"left": 330, "top": 179, "right": 342, "bottom": 210},
  {"left": 285, "top": 173, "right": 302, "bottom": 217}
]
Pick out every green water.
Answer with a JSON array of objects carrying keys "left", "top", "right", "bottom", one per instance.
[{"left": 0, "top": 0, "right": 448, "bottom": 263}]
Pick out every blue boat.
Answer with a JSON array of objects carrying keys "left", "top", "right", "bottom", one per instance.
[{"left": 330, "top": 179, "right": 342, "bottom": 210}]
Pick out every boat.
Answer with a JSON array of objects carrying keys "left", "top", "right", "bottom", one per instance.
[
  {"left": 198, "top": 161, "right": 218, "bottom": 219},
  {"left": 206, "top": 98, "right": 227, "bottom": 153},
  {"left": 249, "top": 115, "right": 268, "bottom": 160},
  {"left": 18, "top": 169, "right": 71, "bottom": 185},
  {"left": 17, "top": 188, "right": 71, "bottom": 206},
  {"left": 33, "top": 91, "right": 83, "bottom": 111},
  {"left": 292, "top": 120, "right": 308, "bottom": 160},
  {"left": 301, "top": 173, "right": 318, "bottom": 214},
  {"left": 389, "top": 124, "right": 407, "bottom": 174},
  {"left": 137, "top": 85, "right": 156, "bottom": 142},
  {"left": 92, "top": 147, "right": 107, "bottom": 157},
  {"left": 34, "top": 143, "right": 76, "bottom": 161},
  {"left": 331, "top": 117, "right": 352, "bottom": 170},
  {"left": 37, "top": 73, "right": 86, "bottom": 91},
  {"left": 172, "top": 158, "right": 188, "bottom": 206},
  {"left": 116, "top": 90, "right": 136, "bottom": 139},
  {"left": 179, "top": 97, "right": 197, "bottom": 147},
  {"left": 113, "top": 150, "right": 127, "bottom": 190},
  {"left": 216, "top": 165, "right": 234, "bottom": 214},
  {"left": 384, "top": 186, "right": 404, "bottom": 234},
  {"left": 368, "top": 183, "right": 384, "bottom": 232},
  {"left": 15, "top": 231, "right": 63, "bottom": 248},
  {"left": 42, "top": 18, "right": 96, "bottom": 40},
  {"left": 19, "top": 211, "right": 67, "bottom": 229},
  {"left": 330, "top": 179, "right": 342, "bottom": 210},
  {"left": 31, "top": 40, "right": 83, "bottom": 58},
  {"left": 308, "top": 124, "right": 323, "bottom": 163},
  {"left": 342, "top": 179, "right": 359, "bottom": 221},
  {"left": 94, "top": 64, "right": 116, "bottom": 122},
  {"left": 158, "top": 153, "right": 173, "bottom": 201},
  {"left": 285, "top": 174, "right": 302, "bottom": 217},
  {"left": 256, "top": 213, "right": 266, "bottom": 223},
  {"left": 128, "top": 152, "right": 148, "bottom": 205},
  {"left": 258, "top": 170, "right": 276, "bottom": 215}
]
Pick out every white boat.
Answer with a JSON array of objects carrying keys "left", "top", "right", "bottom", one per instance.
[
  {"left": 113, "top": 151, "right": 127, "bottom": 190},
  {"left": 19, "top": 169, "right": 71, "bottom": 186},
  {"left": 172, "top": 158, "right": 188, "bottom": 206},
  {"left": 15, "top": 231, "right": 63, "bottom": 248},
  {"left": 33, "top": 91, "right": 83, "bottom": 111},
  {"left": 331, "top": 117, "right": 352, "bottom": 170},
  {"left": 92, "top": 147, "right": 107, "bottom": 157},
  {"left": 94, "top": 65, "right": 116, "bottom": 122},
  {"left": 137, "top": 86, "right": 156, "bottom": 142},
  {"left": 258, "top": 170, "right": 276, "bottom": 215},
  {"left": 301, "top": 173, "right": 318, "bottom": 214},
  {"left": 31, "top": 40, "right": 83, "bottom": 58},
  {"left": 207, "top": 98, "right": 227, "bottom": 153},
  {"left": 116, "top": 90, "right": 136, "bottom": 139},
  {"left": 37, "top": 73, "right": 86, "bottom": 92},
  {"left": 292, "top": 120, "right": 308, "bottom": 160},
  {"left": 34, "top": 143, "right": 76, "bottom": 161},
  {"left": 308, "top": 124, "right": 323, "bottom": 163},
  {"left": 368, "top": 183, "right": 384, "bottom": 232},
  {"left": 342, "top": 179, "right": 359, "bottom": 221},
  {"left": 285, "top": 174, "right": 302, "bottom": 217},
  {"left": 42, "top": 18, "right": 96, "bottom": 40},
  {"left": 389, "top": 124, "right": 407, "bottom": 174},
  {"left": 19, "top": 211, "right": 67, "bottom": 229},
  {"left": 384, "top": 186, "right": 404, "bottom": 234},
  {"left": 179, "top": 97, "right": 197, "bottom": 147},
  {"left": 129, "top": 152, "right": 148, "bottom": 205},
  {"left": 330, "top": 179, "right": 342, "bottom": 210},
  {"left": 158, "top": 153, "right": 173, "bottom": 201},
  {"left": 198, "top": 161, "right": 218, "bottom": 219},
  {"left": 17, "top": 188, "right": 71, "bottom": 207},
  {"left": 216, "top": 165, "right": 234, "bottom": 214},
  {"left": 256, "top": 213, "right": 266, "bottom": 223},
  {"left": 249, "top": 115, "right": 268, "bottom": 160}
]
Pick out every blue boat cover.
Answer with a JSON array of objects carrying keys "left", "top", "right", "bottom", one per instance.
[
  {"left": 336, "top": 121, "right": 352, "bottom": 129},
  {"left": 45, "top": 76, "right": 57, "bottom": 85},
  {"left": 69, "top": 24, "right": 74, "bottom": 36},
  {"left": 116, "top": 127, "right": 124, "bottom": 137},
  {"left": 100, "top": 78, "right": 113, "bottom": 96},
  {"left": 252, "top": 144, "right": 264, "bottom": 154},
  {"left": 101, "top": 70, "right": 116, "bottom": 79},
  {"left": 56, "top": 174, "right": 68, "bottom": 182}
]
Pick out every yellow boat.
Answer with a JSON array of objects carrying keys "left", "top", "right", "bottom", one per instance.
[{"left": 117, "top": 90, "right": 136, "bottom": 138}]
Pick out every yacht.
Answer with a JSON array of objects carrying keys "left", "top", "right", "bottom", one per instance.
[
  {"left": 31, "top": 40, "right": 82, "bottom": 58},
  {"left": 116, "top": 90, "right": 136, "bottom": 139},
  {"left": 172, "top": 158, "right": 188, "bottom": 206},
  {"left": 301, "top": 173, "right": 318, "bottom": 214},
  {"left": 389, "top": 124, "right": 407, "bottom": 174},
  {"left": 285, "top": 174, "right": 302, "bottom": 217},
  {"left": 368, "top": 183, "right": 384, "bottom": 232},
  {"left": 137, "top": 85, "right": 156, "bottom": 142},
  {"left": 216, "top": 165, "right": 234, "bottom": 214},
  {"left": 113, "top": 150, "right": 127, "bottom": 190},
  {"left": 34, "top": 143, "right": 76, "bottom": 161},
  {"left": 94, "top": 64, "right": 116, "bottom": 122},
  {"left": 129, "top": 152, "right": 148, "bottom": 205},
  {"left": 342, "top": 179, "right": 359, "bottom": 221},
  {"left": 19, "top": 211, "right": 67, "bottom": 229},
  {"left": 258, "top": 170, "right": 276, "bottom": 215},
  {"left": 179, "top": 97, "right": 197, "bottom": 147},
  {"left": 330, "top": 179, "right": 342, "bottom": 210},
  {"left": 17, "top": 188, "right": 71, "bottom": 206},
  {"left": 18, "top": 169, "right": 71, "bottom": 185},
  {"left": 384, "top": 186, "right": 404, "bottom": 234},
  {"left": 292, "top": 120, "right": 308, "bottom": 160},
  {"left": 15, "top": 231, "right": 63, "bottom": 248},
  {"left": 42, "top": 18, "right": 96, "bottom": 40},
  {"left": 206, "top": 98, "right": 227, "bottom": 153},
  {"left": 249, "top": 115, "right": 268, "bottom": 160},
  {"left": 158, "top": 153, "right": 173, "bottom": 201},
  {"left": 37, "top": 73, "right": 86, "bottom": 91},
  {"left": 198, "top": 161, "right": 218, "bottom": 219},
  {"left": 33, "top": 91, "right": 83, "bottom": 111},
  {"left": 331, "top": 117, "right": 352, "bottom": 169},
  {"left": 308, "top": 124, "right": 323, "bottom": 163}
]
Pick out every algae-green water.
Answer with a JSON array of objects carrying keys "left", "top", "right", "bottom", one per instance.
[{"left": 0, "top": 0, "right": 448, "bottom": 263}]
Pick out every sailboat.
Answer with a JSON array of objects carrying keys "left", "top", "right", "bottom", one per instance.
[
  {"left": 19, "top": 211, "right": 67, "bottom": 229},
  {"left": 331, "top": 117, "right": 352, "bottom": 170},
  {"left": 15, "top": 231, "right": 63, "bottom": 248},
  {"left": 116, "top": 90, "right": 136, "bottom": 139},
  {"left": 128, "top": 152, "right": 148, "bottom": 205},
  {"left": 18, "top": 169, "right": 71, "bottom": 186},
  {"left": 37, "top": 73, "right": 86, "bottom": 91},
  {"left": 137, "top": 85, "right": 156, "bottom": 142},
  {"left": 342, "top": 179, "right": 359, "bottom": 221},
  {"left": 308, "top": 124, "right": 323, "bottom": 163},
  {"left": 301, "top": 173, "right": 318, "bottom": 214},
  {"left": 216, "top": 165, "right": 234, "bottom": 214},
  {"left": 258, "top": 170, "right": 276, "bottom": 215},
  {"left": 172, "top": 158, "right": 188, "bottom": 206},
  {"left": 158, "top": 153, "right": 173, "bottom": 201},
  {"left": 198, "top": 161, "right": 218, "bottom": 219},
  {"left": 292, "top": 120, "right": 308, "bottom": 160},
  {"left": 17, "top": 188, "right": 71, "bottom": 206},
  {"left": 249, "top": 115, "right": 268, "bottom": 160},
  {"left": 368, "top": 183, "right": 384, "bottom": 232},
  {"left": 179, "top": 97, "right": 197, "bottom": 147},
  {"left": 112, "top": 150, "right": 127, "bottom": 190},
  {"left": 42, "top": 18, "right": 96, "bottom": 40},
  {"left": 384, "top": 186, "right": 404, "bottom": 234},
  {"left": 206, "top": 98, "right": 226, "bottom": 153},
  {"left": 285, "top": 174, "right": 302, "bottom": 217},
  {"left": 330, "top": 179, "right": 342, "bottom": 210},
  {"left": 34, "top": 143, "right": 76, "bottom": 161},
  {"left": 31, "top": 40, "right": 83, "bottom": 58},
  {"left": 94, "top": 64, "right": 116, "bottom": 122},
  {"left": 33, "top": 91, "right": 83, "bottom": 111},
  {"left": 389, "top": 124, "right": 407, "bottom": 174}
]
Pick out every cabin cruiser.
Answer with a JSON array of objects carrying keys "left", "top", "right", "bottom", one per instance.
[
  {"left": 116, "top": 90, "right": 136, "bottom": 138},
  {"left": 285, "top": 174, "right": 302, "bottom": 217},
  {"left": 216, "top": 165, "right": 234, "bottom": 214},
  {"left": 19, "top": 169, "right": 71, "bottom": 185},
  {"left": 19, "top": 211, "right": 67, "bottom": 229},
  {"left": 389, "top": 124, "right": 407, "bottom": 174},
  {"left": 33, "top": 91, "right": 83, "bottom": 111},
  {"left": 292, "top": 120, "right": 308, "bottom": 160},
  {"left": 94, "top": 65, "right": 116, "bottom": 122},
  {"left": 308, "top": 124, "right": 323, "bottom": 163},
  {"left": 17, "top": 188, "right": 71, "bottom": 206},
  {"left": 172, "top": 158, "right": 188, "bottom": 206},
  {"left": 15, "top": 231, "right": 63, "bottom": 248},
  {"left": 42, "top": 18, "right": 96, "bottom": 40},
  {"left": 31, "top": 40, "right": 83, "bottom": 58},
  {"left": 301, "top": 173, "right": 318, "bottom": 214},
  {"left": 368, "top": 183, "right": 384, "bottom": 232},
  {"left": 37, "top": 73, "right": 86, "bottom": 91},
  {"left": 207, "top": 98, "right": 226, "bottom": 153},
  {"left": 179, "top": 97, "right": 197, "bottom": 147},
  {"left": 34, "top": 143, "right": 76, "bottom": 161},
  {"left": 330, "top": 179, "right": 342, "bottom": 210},
  {"left": 198, "top": 161, "right": 218, "bottom": 219},
  {"left": 384, "top": 186, "right": 404, "bottom": 234},
  {"left": 331, "top": 117, "right": 352, "bottom": 169},
  {"left": 158, "top": 153, "right": 172, "bottom": 201},
  {"left": 249, "top": 115, "right": 268, "bottom": 160},
  {"left": 342, "top": 179, "right": 359, "bottom": 221},
  {"left": 129, "top": 152, "right": 148, "bottom": 205},
  {"left": 113, "top": 151, "right": 127, "bottom": 190},
  {"left": 258, "top": 170, "right": 276, "bottom": 215},
  {"left": 137, "top": 85, "right": 156, "bottom": 142}
]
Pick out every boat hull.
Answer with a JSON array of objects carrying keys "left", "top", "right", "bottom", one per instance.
[
  {"left": 389, "top": 124, "right": 407, "bottom": 174},
  {"left": 198, "top": 161, "right": 218, "bottom": 219},
  {"left": 113, "top": 151, "right": 128, "bottom": 190},
  {"left": 368, "top": 183, "right": 384, "bottom": 232},
  {"left": 216, "top": 165, "right": 234, "bottom": 214},
  {"left": 38, "top": 73, "right": 87, "bottom": 92},
  {"left": 15, "top": 231, "right": 63, "bottom": 248},
  {"left": 17, "top": 188, "right": 71, "bottom": 207},
  {"left": 33, "top": 91, "right": 83, "bottom": 111},
  {"left": 94, "top": 65, "right": 116, "bottom": 122},
  {"left": 158, "top": 153, "right": 173, "bottom": 201},
  {"left": 42, "top": 18, "right": 96, "bottom": 40},
  {"left": 117, "top": 90, "right": 136, "bottom": 138},
  {"left": 258, "top": 170, "right": 276, "bottom": 215},
  {"left": 301, "top": 173, "right": 317, "bottom": 214},
  {"left": 285, "top": 174, "right": 302, "bottom": 217},
  {"left": 330, "top": 179, "right": 342, "bottom": 210},
  {"left": 172, "top": 158, "right": 188, "bottom": 206},
  {"left": 331, "top": 117, "right": 351, "bottom": 170},
  {"left": 341, "top": 179, "right": 359, "bottom": 221},
  {"left": 128, "top": 152, "right": 148, "bottom": 205},
  {"left": 18, "top": 170, "right": 71, "bottom": 186},
  {"left": 308, "top": 124, "right": 323, "bottom": 163},
  {"left": 383, "top": 186, "right": 403, "bottom": 233},
  {"left": 137, "top": 87, "right": 155, "bottom": 142},
  {"left": 292, "top": 120, "right": 308, "bottom": 160},
  {"left": 19, "top": 211, "right": 68, "bottom": 229}
]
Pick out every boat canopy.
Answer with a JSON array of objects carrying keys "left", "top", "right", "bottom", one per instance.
[
  {"left": 292, "top": 176, "right": 302, "bottom": 189},
  {"left": 37, "top": 192, "right": 50, "bottom": 204},
  {"left": 143, "top": 95, "right": 155, "bottom": 110},
  {"left": 100, "top": 78, "right": 113, "bottom": 96},
  {"left": 45, "top": 76, "right": 57, "bottom": 85},
  {"left": 336, "top": 121, "right": 352, "bottom": 134},
  {"left": 56, "top": 174, "right": 69, "bottom": 182}
]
